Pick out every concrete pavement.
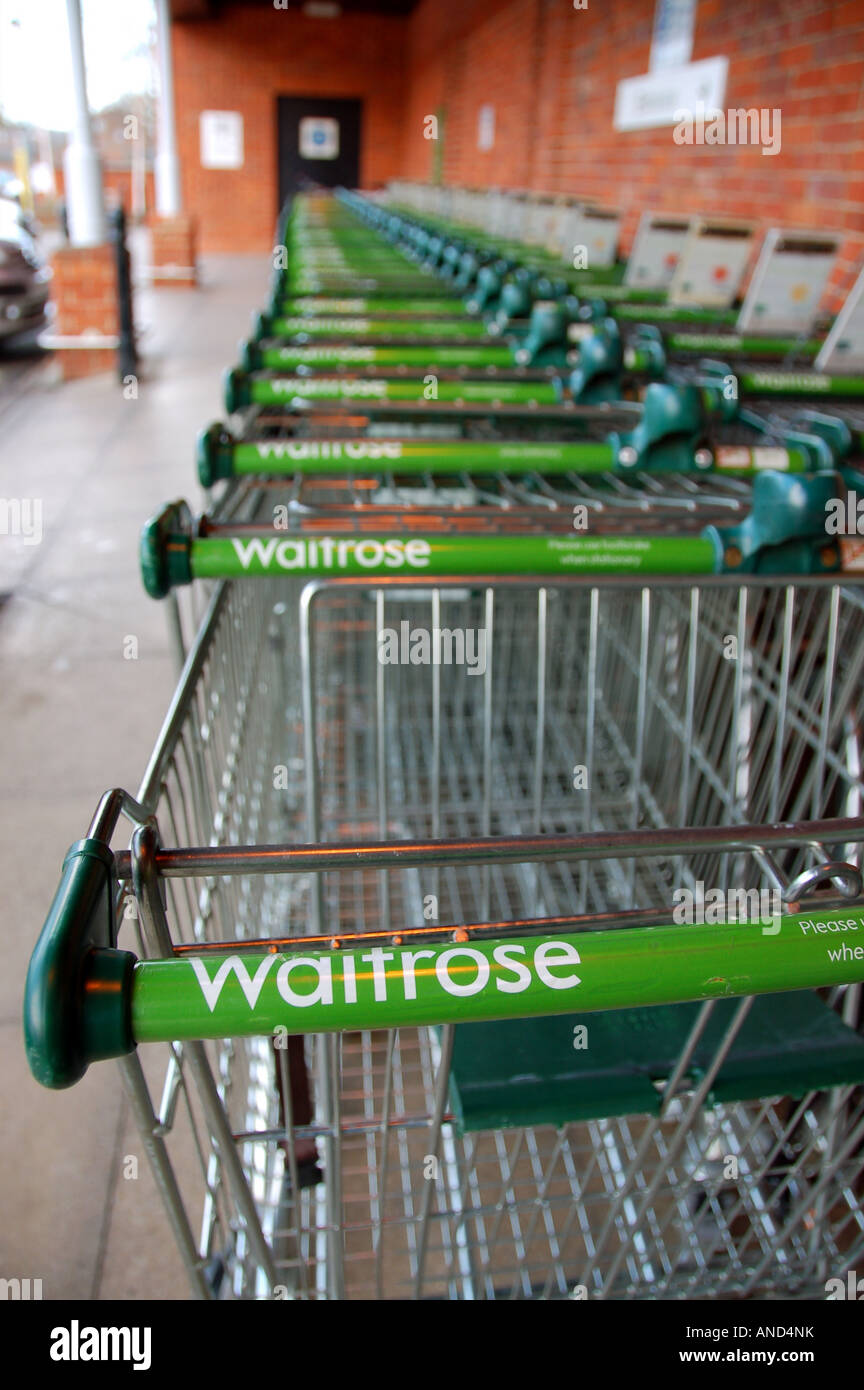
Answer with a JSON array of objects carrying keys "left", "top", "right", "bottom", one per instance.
[{"left": 0, "top": 246, "right": 269, "bottom": 1300}]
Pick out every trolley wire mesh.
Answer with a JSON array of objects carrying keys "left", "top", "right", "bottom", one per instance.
[{"left": 105, "top": 552, "right": 864, "bottom": 1300}]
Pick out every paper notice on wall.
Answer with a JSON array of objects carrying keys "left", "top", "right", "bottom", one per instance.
[
  {"left": 299, "top": 118, "right": 340, "bottom": 160},
  {"left": 200, "top": 111, "right": 244, "bottom": 169},
  {"left": 477, "top": 105, "right": 495, "bottom": 151}
]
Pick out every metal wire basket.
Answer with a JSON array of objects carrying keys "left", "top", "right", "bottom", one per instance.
[{"left": 25, "top": 476, "right": 864, "bottom": 1300}]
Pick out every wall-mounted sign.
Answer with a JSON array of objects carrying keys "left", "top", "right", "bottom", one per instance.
[
  {"left": 200, "top": 111, "right": 244, "bottom": 169},
  {"left": 299, "top": 117, "right": 340, "bottom": 160},
  {"left": 614, "top": 54, "right": 727, "bottom": 132},
  {"left": 477, "top": 105, "right": 495, "bottom": 151},
  {"left": 650, "top": 0, "right": 697, "bottom": 72}
]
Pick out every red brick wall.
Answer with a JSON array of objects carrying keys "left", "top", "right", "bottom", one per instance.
[
  {"left": 401, "top": 0, "right": 864, "bottom": 306},
  {"left": 403, "top": 0, "right": 545, "bottom": 189},
  {"left": 172, "top": 7, "right": 409, "bottom": 253},
  {"left": 50, "top": 244, "right": 119, "bottom": 380}
]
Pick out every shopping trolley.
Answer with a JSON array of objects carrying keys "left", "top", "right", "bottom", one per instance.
[
  {"left": 25, "top": 467, "right": 864, "bottom": 1300},
  {"left": 341, "top": 190, "right": 839, "bottom": 358},
  {"left": 279, "top": 198, "right": 448, "bottom": 299},
  {"left": 566, "top": 316, "right": 864, "bottom": 412},
  {"left": 260, "top": 196, "right": 864, "bottom": 441}
]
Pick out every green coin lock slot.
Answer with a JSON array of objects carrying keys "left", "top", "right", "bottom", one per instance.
[{"left": 706, "top": 471, "right": 843, "bottom": 575}]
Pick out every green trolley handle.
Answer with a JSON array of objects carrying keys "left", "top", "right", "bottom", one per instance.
[
  {"left": 130, "top": 911, "right": 864, "bottom": 1042},
  {"left": 272, "top": 297, "right": 469, "bottom": 318},
  {"left": 23, "top": 839, "right": 136, "bottom": 1088},
  {"left": 223, "top": 366, "right": 562, "bottom": 412},
  {"left": 243, "top": 342, "right": 519, "bottom": 371},
  {"left": 739, "top": 369, "right": 864, "bottom": 400},
  {"left": 197, "top": 422, "right": 616, "bottom": 488},
  {"left": 24, "top": 881, "right": 864, "bottom": 1089},
  {"left": 249, "top": 316, "right": 493, "bottom": 340},
  {"left": 198, "top": 388, "right": 836, "bottom": 489},
  {"left": 142, "top": 472, "right": 845, "bottom": 599}
]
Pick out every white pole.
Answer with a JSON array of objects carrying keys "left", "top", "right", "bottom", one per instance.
[
  {"left": 154, "top": 0, "right": 182, "bottom": 217},
  {"left": 62, "top": 0, "right": 106, "bottom": 245}
]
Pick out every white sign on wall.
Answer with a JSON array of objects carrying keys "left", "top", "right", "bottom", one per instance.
[
  {"left": 477, "top": 105, "right": 495, "bottom": 151},
  {"left": 299, "top": 117, "right": 340, "bottom": 160},
  {"left": 650, "top": 0, "right": 697, "bottom": 72},
  {"left": 200, "top": 111, "right": 244, "bottom": 169},
  {"left": 614, "top": 54, "right": 727, "bottom": 132}
]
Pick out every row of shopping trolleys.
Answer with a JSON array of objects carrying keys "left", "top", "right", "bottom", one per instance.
[{"left": 24, "top": 188, "right": 864, "bottom": 1302}]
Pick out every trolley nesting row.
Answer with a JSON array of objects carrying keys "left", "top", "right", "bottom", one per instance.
[{"left": 25, "top": 191, "right": 864, "bottom": 1302}]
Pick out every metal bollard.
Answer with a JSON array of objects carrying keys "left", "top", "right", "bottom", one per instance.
[{"left": 109, "top": 203, "right": 138, "bottom": 384}]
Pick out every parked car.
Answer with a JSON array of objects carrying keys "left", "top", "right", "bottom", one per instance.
[{"left": 0, "top": 194, "right": 51, "bottom": 345}]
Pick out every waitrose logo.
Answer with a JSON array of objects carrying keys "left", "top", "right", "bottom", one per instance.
[
  {"left": 231, "top": 536, "right": 432, "bottom": 572},
  {"left": 271, "top": 377, "right": 389, "bottom": 397},
  {"left": 254, "top": 440, "right": 404, "bottom": 462},
  {"left": 277, "top": 317, "right": 374, "bottom": 332},
  {"left": 273, "top": 346, "right": 376, "bottom": 362},
  {"left": 189, "top": 940, "right": 583, "bottom": 1014},
  {"left": 748, "top": 372, "right": 830, "bottom": 393}
]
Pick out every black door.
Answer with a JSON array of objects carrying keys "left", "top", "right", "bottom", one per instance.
[{"left": 277, "top": 96, "right": 363, "bottom": 206}]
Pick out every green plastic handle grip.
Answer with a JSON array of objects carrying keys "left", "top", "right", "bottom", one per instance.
[
  {"left": 140, "top": 500, "right": 194, "bottom": 599},
  {"left": 141, "top": 473, "right": 849, "bottom": 597},
  {"left": 24, "top": 840, "right": 135, "bottom": 1089},
  {"left": 26, "top": 901, "right": 864, "bottom": 1088}
]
